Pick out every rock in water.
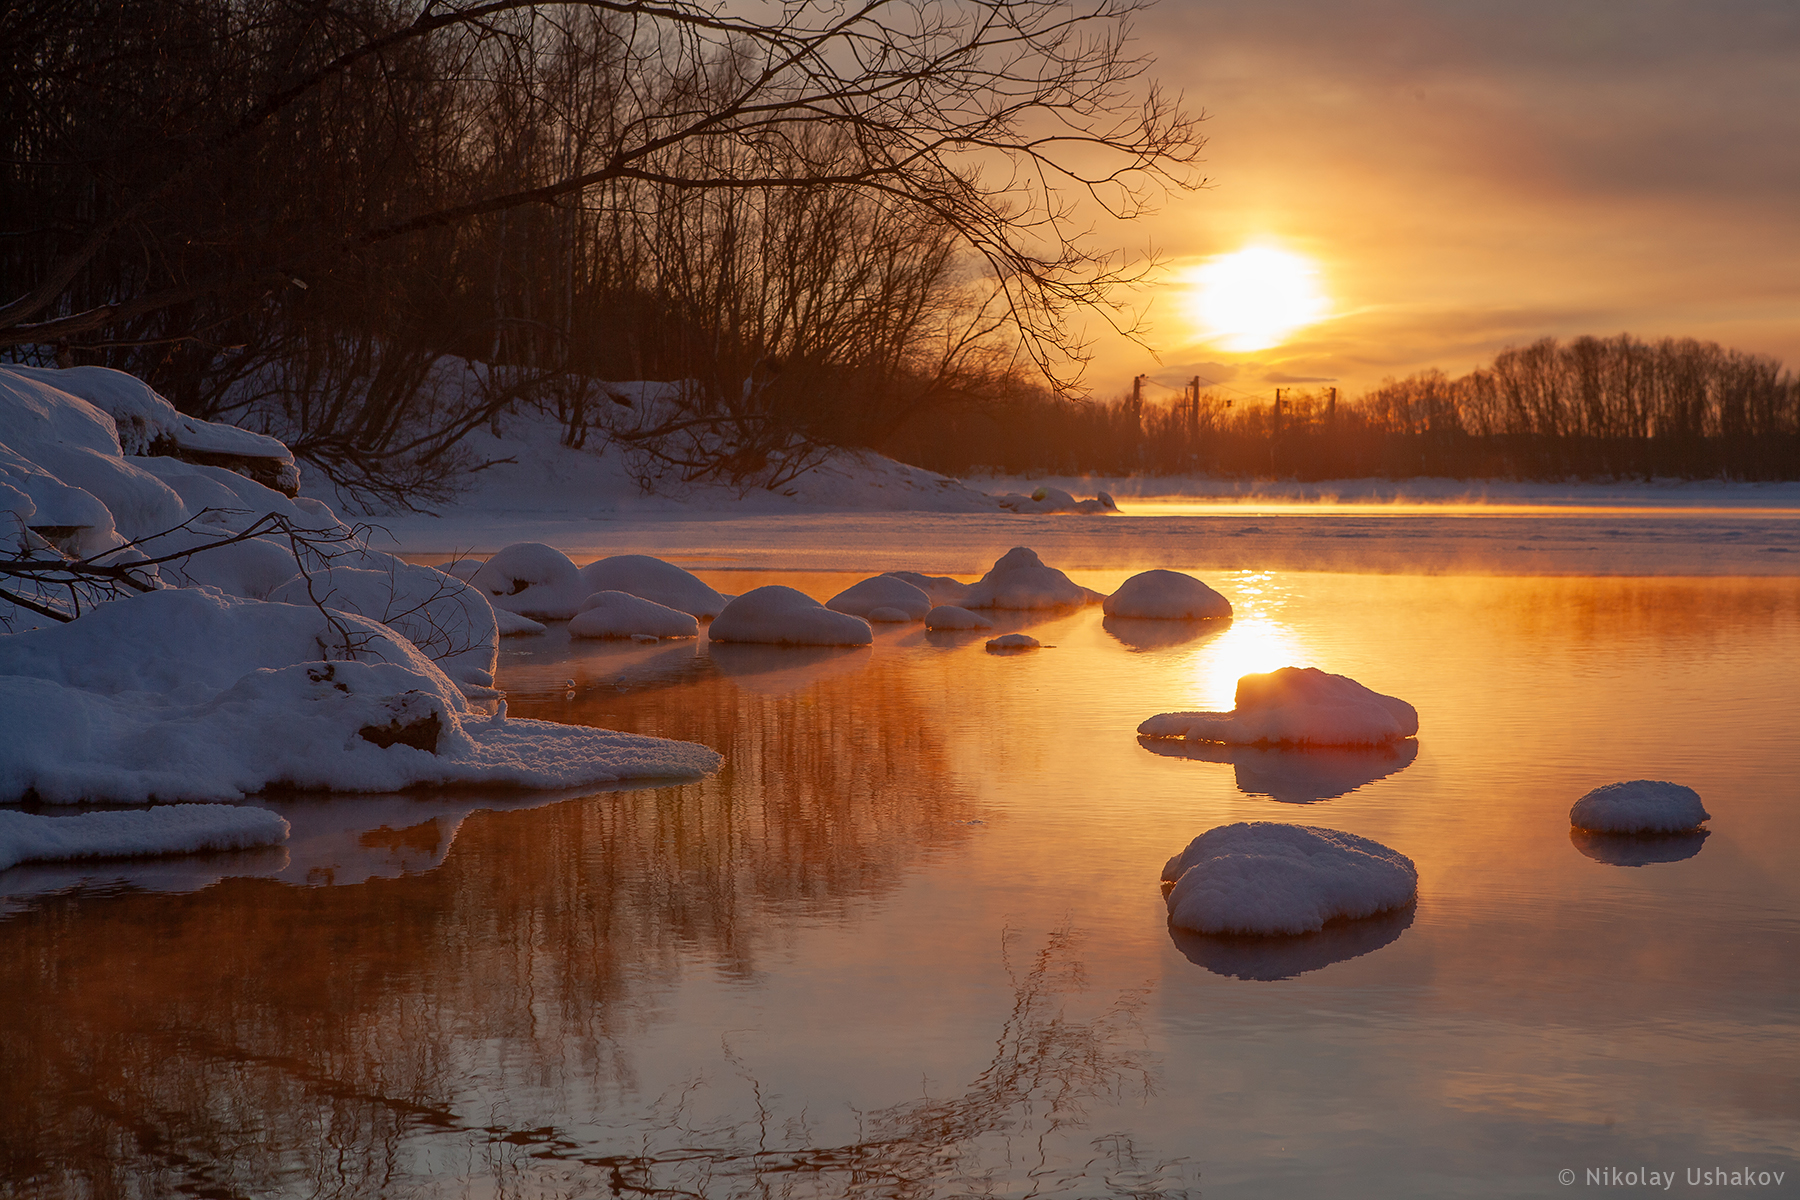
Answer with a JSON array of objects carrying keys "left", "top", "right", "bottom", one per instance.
[
  {"left": 1570, "top": 780, "right": 1709, "bottom": 833},
  {"left": 1163, "top": 822, "right": 1418, "bottom": 935},
  {"left": 1139, "top": 667, "right": 1417, "bottom": 746}
]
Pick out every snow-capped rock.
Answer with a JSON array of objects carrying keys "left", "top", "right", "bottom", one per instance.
[
  {"left": 1162, "top": 822, "right": 1418, "bottom": 935},
  {"left": 1139, "top": 667, "right": 1418, "bottom": 746}
]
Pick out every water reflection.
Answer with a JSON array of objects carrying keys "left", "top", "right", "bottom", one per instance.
[
  {"left": 0, "top": 845, "right": 292, "bottom": 907},
  {"left": 500, "top": 629, "right": 709, "bottom": 699},
  {"left": 1569, "top": 827, "right": 1711, "bottom": 867},
  {"left": 705, "top": 641, "right": 872, "bottom": 694},
  {"left": 1169, "top": 903, "right": 1416, "bottom": 981},
  {"left": 1138, "top": 737, "right": 1419, "bottom": 803},
  {"left": 0, "top": 654, "right": 981, "bottom": 1197},
  {"left": 503, "top": 929, "right": 1196, "bottom": 1198},
  {"left": 1103, "top": 615, "right": 1231, "bottom": 651}
]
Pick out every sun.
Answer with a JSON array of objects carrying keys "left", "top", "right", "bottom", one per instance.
[{"left": 1180, "top": 245, "right": 1329, "bottom": 352}]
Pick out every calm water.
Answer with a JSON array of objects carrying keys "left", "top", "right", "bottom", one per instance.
[{"left": 3, "top": 568, "right": 1797, "bottom": 1198}]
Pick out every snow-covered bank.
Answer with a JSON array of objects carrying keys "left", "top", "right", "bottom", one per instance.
[
  {"left": 0, "top": 804, "right": 290, "bottom": 873},
  {"left": 2, "top": 366, "right": 723, "bottom": 811},
  {"left": 308, "top": 398, "right": 1114, "bottom": 519}
]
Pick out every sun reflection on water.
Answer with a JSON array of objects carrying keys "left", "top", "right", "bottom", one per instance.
[{"left": 1191, "top": 573, "right": 1311, "bottom": 709}]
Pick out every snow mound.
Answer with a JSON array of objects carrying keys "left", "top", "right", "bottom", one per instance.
[
  {"left": 885, "top": 571, "right": 972, "bottom": 605},
  {"left": 962, "top": 546, "right": 1090, "bottom": 610},
  {"left": 0, "top": 803, "right": 290, "bottom": 872},
  {"left": 467, "top": 542, "right": 587, "bottom": 619},
  {"left": 991, "top": 485, "right": 1119, "bottom": 514},
  {"left": 925, "top": 605, "right": 994, "bottom": 630},
  {"left": 0, "top": 588, "right": 719, "bottom": 802},
  {"left": 267, "top": 563, "right": 498, "bottom": 695},
  {"left": 1569, "top": 780, "right": 1710, "bottom": 833},
  {"left": 569, "top": 591, "right": 699, "bottom": 640},
  {"left": 986, "top": 633, "right": 1041, "bottom": 651},
  {"left": 1103, "top": 569, "right": 1232, "bottom": 620},
  {"left": 497, "top": 609, "right": 546, "bottom": 636},
  {"left": 1162, "top": 822, "right": 1419, "bottom": 936},
  {"left": 576, "top": 554, "right": 728, "bottom": 618},
  {"left": 1139, "top": 667, "right": 1419, "bottom": 746},
  {"left": 867, "top": 606, "right": 911, "bottom": 622},
  {"left": 708, "top": 585, "right": 873, "bottom": 646},
  {"left": 826, "top": 575, "right": 931, "bottom": 621},
  {"left": 8, "top": 365, "right": 298, "bottom": 495}
]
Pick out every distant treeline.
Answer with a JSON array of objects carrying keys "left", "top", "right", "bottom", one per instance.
[{"left": 880, "top": 335, "right": 1800, "bottom": 481}]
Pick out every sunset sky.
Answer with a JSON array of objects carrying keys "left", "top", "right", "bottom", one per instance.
[{"left": 1083, "top": 0, "right": 1800, "bottom": 405}]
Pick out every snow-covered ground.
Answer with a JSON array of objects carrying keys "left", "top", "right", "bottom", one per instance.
[{"left": 1, "top": 366, "right": 722, "bottom": 867}]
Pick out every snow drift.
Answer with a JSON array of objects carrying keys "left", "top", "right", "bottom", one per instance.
[
  {"left": 1139, "top": 667, "right": 1419, "bottom": 746},
  {"left": 1, "top": 366, "right": 500, "bottom": 698},
  {"left": 1162, "top": 822, "right": 1419, "bottom": 936}
]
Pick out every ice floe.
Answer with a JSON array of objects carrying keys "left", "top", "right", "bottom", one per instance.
[
  {"left": 1569, "top": 779, "right": 1710, "bottom": 833},
  {"left": 1102, "top": 569, "right": 1232, "bottom": 620},
  {"left": 575, "top": 553, "right": 728, "bottom": 618},
  {"left": 825, "top": 575, "right": 932, "bottom": 621},
  {"left": 1139, "top": 667, "right": 1419, "bottom": 746},
  {"left": 962, "top": 546, "right": 1091, "bottom": 610},
  {"left": 1162, "top": 822, "right": 1419, "bottom": 936},
  {"left": 925, "top": 605, "right": 994, "bottom": 631},
  {"left": 0, "top": 803, "right": 291, "bottom": 872},
  {"left": 708, "top": 585, "right": 873, "bottom": 646},
  {"left": 569, "top": 590, "right": 699, "bottom": 640},
  {"left": 985, "top": 633, "right": 1041, "bottom": 651}
]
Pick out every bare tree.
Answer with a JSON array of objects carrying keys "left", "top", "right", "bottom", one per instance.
[{"left": 1, "top": 0, "right": 1203, "bottom": 376}]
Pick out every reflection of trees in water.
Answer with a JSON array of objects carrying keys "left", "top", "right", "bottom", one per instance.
[{"left": 0, "top": 658, "right": 981, "bottom": 1196}]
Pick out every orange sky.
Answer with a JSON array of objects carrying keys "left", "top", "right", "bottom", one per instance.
[{"left": 1078, "top": 0, "right": 1800, "bottom": 404}]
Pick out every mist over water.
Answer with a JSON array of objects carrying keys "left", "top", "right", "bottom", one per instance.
[{"left": 4, "top": 564, "right": 1796, "bottom": 1198}]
